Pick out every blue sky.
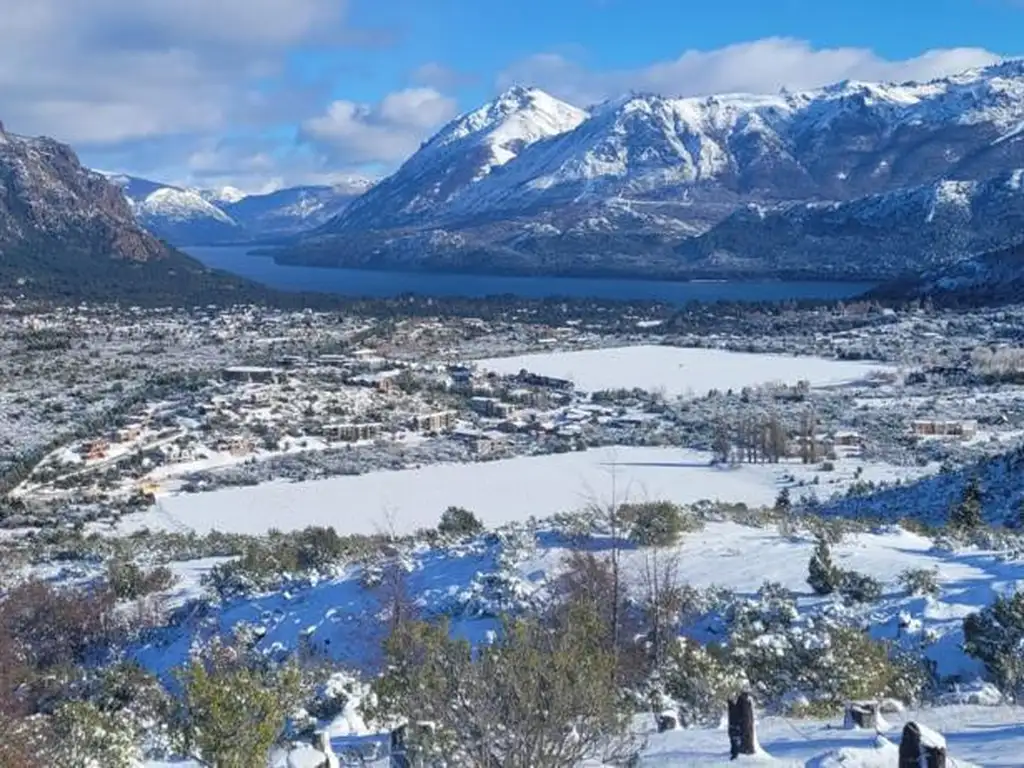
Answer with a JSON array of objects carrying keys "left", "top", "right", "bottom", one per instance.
[{"left": 1, "top": 0, "right": 1020, "bottom": 191}]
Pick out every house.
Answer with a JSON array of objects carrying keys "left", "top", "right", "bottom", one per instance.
[
  {"left": 469, "top": 396, "right": 513, "bottom": 419},
  {"left": 448, "top": 365, "right": 474, "bottom": 392},
  {"left": 833, "top": 431, "right": 863, "bottom": 447},
  {"left": 324, "top": 422, "right": 382, "bottom": 442},
  {"left": 413, "top": 411, "right": 457, "bottom": 432},
  {"left": 83, "top": 439, "right": 108, "bottom": 461},
  {"left": 349, "top": 370, "right": 402, "bottom": 393},
  {"left": 911, "top": 420, "right": 978, "bottom": 440},
  {"left": 453, "top": 428, "right": 505, "bottom": 456},
  {"left": 222, "top": 365, "right": 281, "bottom": 384},
  {"left": 513, "top": 369, "right": 574, "bottom": 391}
]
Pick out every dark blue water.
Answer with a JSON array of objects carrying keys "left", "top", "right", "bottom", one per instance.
[{"left": 186, "top": 246, "right": 876, "bottom": 304}]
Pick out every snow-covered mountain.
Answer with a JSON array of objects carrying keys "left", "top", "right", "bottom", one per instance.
[
  {"left": 109, "top": 175, "right": 374, "bottom": 245},
  {"left": 103, "top": 174, "right": 244, "bottom": 245},
  {"left": 200, "top": 186, "right": 247, "bottom": 205},
  {"left": 222, "top": 179, "right": 373, "bottom": 239},
  {"left": 291, "top": 61, "right": 1024, "bottom": 281},
  {"left": 326, "top": 86, "right": 587, "bottom": 232},
  {"left": 0, "top": 122, "right": 271, "bottom": 302},
  {"left": 675, "top": 171, "right": 1024, "bottom": 279}
]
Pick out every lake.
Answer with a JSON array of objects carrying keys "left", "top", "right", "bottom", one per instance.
[{"left": 185, "top": 246, "right": 876, "bottom": 304}]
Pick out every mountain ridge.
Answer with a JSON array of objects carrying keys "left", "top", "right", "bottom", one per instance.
[
  {"left": 107, "top": 174, "right": 375, "bottom": 246},
  {"left": 281, "top": 60, "right": 1024, "bottom": 282}
]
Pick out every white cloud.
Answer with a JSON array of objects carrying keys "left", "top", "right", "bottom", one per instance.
[
  {"left": 0, "top": 0, "right": 372, "bottom": 146},
  {"left": 299, "top": 88, "right": 459, "bottom": 165},
  {"left": 499, "top": 38, "right": 1006, "bottom": 106}
]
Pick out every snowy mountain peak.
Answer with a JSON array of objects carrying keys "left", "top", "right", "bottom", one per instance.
[
  {"left": 201, "top": 186, "right": 248, "bottom": 205},
  {"left": 324, "top": 86, "right": 587, "bottom": 231},
  {"left": 430, "top": 85, "right": 587, "bottom": 154},
  {"left": 135, "top": 187, "right": 237, "bottom": 225}
]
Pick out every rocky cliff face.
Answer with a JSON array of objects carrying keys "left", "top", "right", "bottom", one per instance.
[
  {"left": 0, "top": 122, "right": 306, "bottom": 305},
  {"left": 0, "top": 124, "right": 170, "bottom": 263}
]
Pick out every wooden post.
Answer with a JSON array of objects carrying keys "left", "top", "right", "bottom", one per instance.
[
  {"left": 727, "top": 692, "right": 756, "bottom": 760},
  {"left": 843, "top": 701, "right": 881, "bottom": 730},
  {"left": 898, "top": 722, "right": 947, "bottom": 768}
]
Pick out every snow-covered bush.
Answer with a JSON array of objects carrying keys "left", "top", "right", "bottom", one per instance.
[
  {"left": 720, "top": 586, "right": 927, "bottom": 713},
  {"left": 173, "top": 634, "right": 309, "bottom": 768},
  {"left": 437, "top": 505, "right": 484, "bottom": 538},
  {"left": 838, "top": 570, "right": 883, "bottom": 604},
  {"left": 662, "top": 638, "right": 745, "bottom": 727},
  {"left": 899, "top": 567, "right": 940, "bottom": 597},
  {"left": 46, "top": 700, "right": 141, "bottom": 768},
  {"left": 963, "top": 591, "right": 1024, "bottom": 699},
  {"left": 105, "top": 558, "right": 176, "bottom": 600},
  {"left": 621, "top": 501, "right": 702, "bottom": 547}
]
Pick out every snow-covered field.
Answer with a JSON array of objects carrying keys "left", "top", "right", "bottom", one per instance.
[
  {"left": 473, "top": 346, "right": 896, "bottom": 396},
  {"left": 112, "top": 447, "right": 935, "bottom": 537}
]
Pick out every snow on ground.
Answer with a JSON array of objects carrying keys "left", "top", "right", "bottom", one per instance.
[
  {"left": 521, "top": 521, "right": 1019, "bottom": 680},
  {"left": 472, "top": 346, "right": 897, "bottom": 396},
  {"left": 136, "top": 516, "right": 1024, "bottom": 766},
  {"left": 149, "top": 704, "right": 1024, "bottom": 768},
  {"left": 635, "top": 704, "right": 1024, "bottom": 766},
  {"left": 111, "top": 447, "right": 935, "bottom": 537},
  {"left": 135, "top": 520, "right": 1020, "bottom": 689}
]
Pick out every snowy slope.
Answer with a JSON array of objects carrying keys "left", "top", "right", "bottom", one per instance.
[
  {"left": 131, "top": 515, "right": 1024, "bottom": 766},
  {"left": 200, "top": 186, "right": 247, "bottom": 205}
]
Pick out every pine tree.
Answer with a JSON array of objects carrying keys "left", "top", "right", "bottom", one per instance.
[
  {"left": 950, "top": 477, "right": 984, "bottom": 532},
  {"left": 774, "top": 488, "right": 791, "bottom": 514},
  {"left": 807, "top": 538, "right": 841, "bottom": 595}
]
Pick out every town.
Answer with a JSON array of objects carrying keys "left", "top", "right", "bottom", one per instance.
[{"left": 3, "top": 296, "right": 1024, "bottom": 531}]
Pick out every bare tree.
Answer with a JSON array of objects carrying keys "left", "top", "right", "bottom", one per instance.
[{"left": 640, "top": 545, "right": 684, "bottom": 675}]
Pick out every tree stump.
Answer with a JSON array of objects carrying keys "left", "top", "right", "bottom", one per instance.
[
  {"left": 727, "top": 692, "right": 757, "bottom": 760},
  {"left": 656, "top": 710, "right": 680, "bottom": 732},
  {"left": 843, "top": 701, "right": 883, "bottom": 730},
  {"left": 389, "top": 724, "right": 410, "bottom": 768},
  {"left": 898, "top": 721, "right": 947, "bottom": 768}
]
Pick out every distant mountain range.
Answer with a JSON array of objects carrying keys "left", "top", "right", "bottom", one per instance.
[
  {"left": 11, "top": 59, "right": 1024, "bottom": 304},
  {"left": 102, "top": 173, "right": 374, "bottom": 246},
  {"left": 0, "top": 121, "right": 333, "bottom": 305},
  {"left": 268, "top": 61, "right": 1024, "bottom": 284}
]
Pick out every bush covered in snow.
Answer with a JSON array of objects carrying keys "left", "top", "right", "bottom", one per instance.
[
  {"left": 105, "top": 558, "right": 176, "bottom": 600},
  {"left": 899, "top": 567, "right": 941, "bottom": 597},
  {"left": 621, "top": 501, "right": 703, "bottom": 547},
  {"left": 661, "top": 637, "right": 745, "bottom": 726},
  {"left": 203, "top": 526, "right": 380, "bottom": 598},
  {"left": 173, "top": 633, "right": 311, "bottom": 768},
  {"left": 963, "top": 591, "right": 1024, "bottom": 699},
  {"left": 437, "top": 505, "right": 484, "bottom": 538},
  {"left": 838, "top": 570, "right": 883, "bottom": 604},
  {"left": 719, "top": 582, "right": 929, "bottom": 714}
]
